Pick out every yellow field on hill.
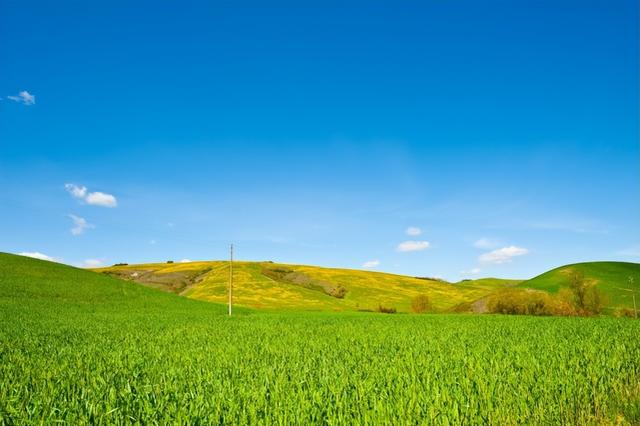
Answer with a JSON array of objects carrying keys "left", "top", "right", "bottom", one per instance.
[{"left": 97, "top": 261, "right": 511, "bottom": 312}]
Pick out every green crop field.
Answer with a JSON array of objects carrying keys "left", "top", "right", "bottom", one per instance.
[{"left": 2, "top": 253, "right": 640, "bottom": 424}]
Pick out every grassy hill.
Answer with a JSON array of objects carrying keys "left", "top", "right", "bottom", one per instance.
[
  {"left": 519, "top": 261, "right": 640, "bottom": 310},
  {"left": 0, "top": 252, "right": 236, "bottom": 315},
  {"left": 96, "top": 260, "right": 512, "bottom": 312},
  {"left": 2, "top": 252, "right": 640, "bottom": 424}
]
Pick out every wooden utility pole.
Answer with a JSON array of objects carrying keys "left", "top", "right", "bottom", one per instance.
[
  {"left": 228, "top": 244, "right": 233, "bottom": 316},
  {"left": 630, "top": 277, "right": 637, "bottom": 319}
]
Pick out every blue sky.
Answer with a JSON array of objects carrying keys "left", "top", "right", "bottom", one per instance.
[{"left": 1, "top": 0, "right": 638, "bottom": 280}]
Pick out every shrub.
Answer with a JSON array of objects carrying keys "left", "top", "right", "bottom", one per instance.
[
  {"left": 167, "top": 260, "right": 174, "bottom": 264},
  {"left": 329, "top": 286, "right": 348, "bottom": 299},
  {"left": 614, "top": 307, "right": 638, "bottom": 318},
  {"left": 376, "top": 305, "right": 396, "bottom": 314},
  {"left": 486, "top": 289, "right": 560, "bottom": 316},
  {"left": 411, "top": 295, "right": 432, "bottom": 313},
  {"left": 113, "top": 263, "right": 128, "bottom": 266},
  {"left": 584, "top": 287, "right": 605, "bottom": 315}
]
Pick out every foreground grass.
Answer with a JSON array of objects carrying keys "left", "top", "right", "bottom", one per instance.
[{"left": 1, "top": 253, "right": 640, "bottom": 424}]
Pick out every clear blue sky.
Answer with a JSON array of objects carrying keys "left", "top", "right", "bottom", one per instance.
[{"left": 1, "top": 0, "right": 638, "bottom": 280}]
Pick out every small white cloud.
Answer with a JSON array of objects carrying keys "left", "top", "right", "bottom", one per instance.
[
  {"left": 65, "top": 183, "right": 87, "bottom": 199},
  {"left": 7, "top": 90, "right": 36, "bottom": 105},
  {"left": 362, "top": 260, "right": 380, "bottom": 268},
  {"left": 473, "top": 238, "right": 499, "bottom": 249},
  {"left": 406, "top": 227, "right": 422, "bottom": 236},
  {"left": 461, "top": 267, "right": 482, "bottom": 275},
  {"left": 68, "top": 214, "right": 94, "bottom": 235},
  {"left": 82, "top": 259, "right": 104, "bottom": 268},
  {"left": 85, "top": 191, "right": 117, "bottom": 207},
  {"left": 479, "top": 246, "right": 529, "bottom": 264},
  {"left": 397, "top": 241, "right": 431, "bottom": 252},
  {"left": 617, "top": 245, "right": 640, "bottom": 258},
  {"left": 18, "top": 251, "right": 56, "bottom": 262},
  {"left": 65, "top": 183, "right": 117, "bottom": 208},
  {"left": 179, "top": 259, "right": 192, "bottom": 263}
]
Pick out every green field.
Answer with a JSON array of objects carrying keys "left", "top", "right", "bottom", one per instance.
[{"left": 2, "top": 252, "right": 640, "bottom": 424}]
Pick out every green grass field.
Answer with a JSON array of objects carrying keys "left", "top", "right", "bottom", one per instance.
[{"left": 2, "top": 253, "right": 640, "bottom": 424}]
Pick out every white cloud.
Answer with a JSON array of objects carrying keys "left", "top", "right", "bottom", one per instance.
[
  {"left": 82, "top": 259, "right": 104, "bottom": 268},
  {"left": 397, "top": 241, "right": 431, "bottom": 252},
  {"left": 7, "top": 90, "right": 36, "bottom": 105},
  {"left": 65, "top": 183, "right": 87, "bottom": 199},
  {"left": 617, "top": 245, "right": 640, "bottom": 258},
  {"left": 65, "top": 183, "right": 117, "bottom": 208},
  {"left": 18, "top": 251, "right": 56, "bottom": 262},
  {"left": 473, "top": 238, "right": 498, "bottom": 249},
  {"left": 68, "top": 214, "right": 94, "bottom": 235},
  {"left": 179, "top": 259, "right": 193, "bottom": 263},
  {"left": 362, "top": 260, "right": 380, "bottom": 268},
  {"left": 405, "top": 227, "right": 422, "bottom": 236},
  {"left": 461, "top": 267, "right": 482, "bottom": 275},
  {"left": 479, "top": 246, "right": 529, "bottom": 264},
  {"left": 85, "top": 191, "right": 117, "bottom": 207}
]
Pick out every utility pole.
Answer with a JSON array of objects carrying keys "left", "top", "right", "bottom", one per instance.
[
  {"left": 630, "top": 277, "right": 637, "bottom": 319},
  {"left": 228, "top": 244, "right": 233, "bottom": 316}
]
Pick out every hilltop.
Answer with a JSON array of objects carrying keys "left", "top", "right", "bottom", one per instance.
[
  {"left": 96, "top": 259, "right": 640, "bottom": 314},
  {"left": 518, "top": 261, "right": 640, "bottom": 311},
  {"left": 96, "top": 260, "right": 513, "bottom": 312}
]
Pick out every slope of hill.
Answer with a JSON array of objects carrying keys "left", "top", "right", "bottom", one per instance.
[
  {"left": 97, "top": 261, "right": 506, "bottom": 312},
  {"left": 519, "top": 261, "right": 640, "bottom": 310},
  {"left": 0, "top": 252, "right": 234, "bottom": 315}
]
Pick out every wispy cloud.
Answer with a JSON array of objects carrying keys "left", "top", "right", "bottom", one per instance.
[
  {"left": 362, "top": 260, "right": 380, "bottom": 268},
  {"left": 405, "top": 227, "right": 422, "bottom": 236},
  {"left": 180, "top": 259, "right": 193, "bottom": 263},
  {"left": 65, "top": 183, "right": 117, "bottom": 207},
  {"left": 82, "top": 259, "right": 104, "bottom": 268},
  {"left": 7, "top": 90, "right": 36, "bottom": 105},
  {"left": 18, "top": 251, "right": 56, "bottom": 262},
  {"left": 473, "top": 238, "right": 499, "bottom": 249},
  {"left": 461, "top": 267, "right": 482, "bottom": 275},
  {"left": 512, "top": 218, "right": 608, "bottom": 234},
  {"left": 68, "top": 214, "right": 94, "bottom": 235},
  {"left": 616, "top": 245, "right": 640, "bottom": 258},
  {"left": 479, "top": 246, "right": 529, "bottom": 264},
  {"left": 397, "top": 241, "right": 431, "bottom": 252}
]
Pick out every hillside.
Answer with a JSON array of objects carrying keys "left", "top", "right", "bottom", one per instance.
[
  {"left": 0, "top": 252, "right": 234, "bottom": 315},
  {"left": 97, "top": 260, "right": 510, "bottom": 312},
  {"left": 519, "top": 261, "right": 640, "bottom": 310}
]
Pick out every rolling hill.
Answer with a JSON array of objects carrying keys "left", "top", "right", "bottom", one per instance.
[
  {"left": 4, "top": 252, "right": 639, "bottom": 315},
  {"left": 96, "top": 260, "right": 512, "bottom": 312},
  {"left": 0, "top": 252, "right": 237, "bottom": 315},
  {"left": 518, "top": 261, "right": 640, "bottom": 311}
]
